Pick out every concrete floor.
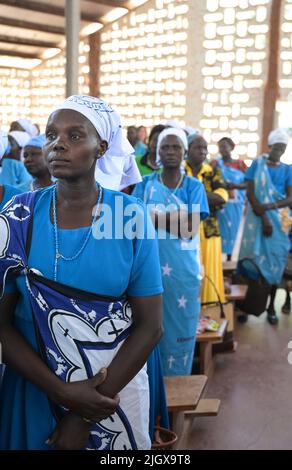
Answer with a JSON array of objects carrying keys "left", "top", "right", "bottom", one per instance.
[{"left": 184, "top": 288, "right": 292, "bottom": 450}]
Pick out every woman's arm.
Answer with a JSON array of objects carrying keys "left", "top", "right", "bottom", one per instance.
[
  {"left": 97, "top": 294, "right": 163, "bottom": 399},
  {"left": 207, "top": 192, "right": 226, "bottom": 209},
  {"left": 247, "top": 180, "right": 265, "bottom": 216},
  {"left": 226, "top": 181, "right": 248, "bottom": 190},
  {"left": 263, "top": 186, "right": 292, "bottom": 211},
  {"left": 0, "top": 293, "right": 119, "bottom": 421}
]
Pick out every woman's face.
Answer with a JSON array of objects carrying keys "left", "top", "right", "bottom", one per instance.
[
  {"left": 269, "top": 142, "right": 287, "bottom": 162},
  {"left": 138, "top": 126, "right": 147, "bottom": 142},
  {"left": 159, "top": 135, "right": 185, "bottom": 168},
  {"left": 188, "top": 136, "right": 208, "bottom": 166},
  {"left": 218, "top": 139, "right": 233, "bottom": 157},
  {"left": 23, "top": 146, "right": 48, "bottom": 177},
  {"left": 43, "top": 109, "right": 107, "bottom": 180}
]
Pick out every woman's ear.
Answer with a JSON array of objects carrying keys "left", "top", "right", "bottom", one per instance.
[{"left": 97, "top": 140, "right": 108, "bottom": 158}]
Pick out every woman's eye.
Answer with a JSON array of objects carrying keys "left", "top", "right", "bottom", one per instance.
[
  {"left": 71, "top": 134, "right": 80, "bottom": 140},
  {"left": 46, "top": 133, "right": 55, "bottom": 141}
]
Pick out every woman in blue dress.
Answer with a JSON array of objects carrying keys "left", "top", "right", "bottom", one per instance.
[
  {"left": 0, "top": 131, "right": 22, "bottom": 209},
  {"left": 133, "top": 128, "right": 209, "bottom": 376},
  {"left": 0, "top": 130, "right": 32, "bottom": 192},
  {"left": 23, "top": 134, "right": 53, "bottom": 190},
  {"left": 238, "top": 128, "right": 292, "bottom": 324},
  {"left": 213, "top": 137, "right": 247, "bottom": 260},
  {"left": 0, "top": 95, "right": 163, "bottom": 450}
]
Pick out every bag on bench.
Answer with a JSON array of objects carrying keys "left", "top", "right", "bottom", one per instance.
[{"left": 235, "top": 258, "right": 271, "bottom": 316}]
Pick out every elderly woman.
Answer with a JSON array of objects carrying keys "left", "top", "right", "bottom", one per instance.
[
  {"left": 133, "top": 128, "right": 209, "bottom": 376},
  {"left": 23, "top": 134, "right": 53, "bottom": 190},
  {"left": 238, "top": 128, "right": 292, "bottom": 324},
  {"left": 0, "top": 95, "right": 163, "bottom": 450},
  {"left": 185, "top": 133, "right": 228, "bottom": 304}
]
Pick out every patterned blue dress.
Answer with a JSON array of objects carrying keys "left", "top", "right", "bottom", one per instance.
[{"left": 133, "top": 173, "right": 209, "bottom": 376}]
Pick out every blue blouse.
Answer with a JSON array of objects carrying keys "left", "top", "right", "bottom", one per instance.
[{"left": 245, "top": 158, "right": 292, "bottom": 196}]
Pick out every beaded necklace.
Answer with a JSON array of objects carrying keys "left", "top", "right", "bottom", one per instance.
[
  {"left": 159, "top": 172, "right": 184, "bottom": 203},
  {"left": 52, "top": 184, "right": 102, "bottom": 281}
]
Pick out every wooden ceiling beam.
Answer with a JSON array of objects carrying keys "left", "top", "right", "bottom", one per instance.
[
  {"left": 85, "top": 0, "right": 129, "bottom": 9},
  {"left": 0, "top": 0, "right": 99, "bottom": 23},
  {"left": 0, "top": 49, "right": 39, "bottom": 59},
  {"left": 0, "top": 34, "right": 58, "bottom": 48},
  {"left": 0, "top": 16, "right": 64, "bottom": 34}
]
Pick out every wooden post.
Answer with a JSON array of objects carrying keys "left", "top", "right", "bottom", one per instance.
[
  {"left": 89, "top": 31, "right": 101, "bottom": 98},
  {"left": 65, "top": 0, "right": 80, "bottom": 97},
  {"left": 261, "top": 0, "right": 282, "bottom": 153}
]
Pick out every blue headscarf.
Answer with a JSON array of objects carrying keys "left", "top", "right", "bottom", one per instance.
[{"left": 25, "top": 134, "right": 45, "bottom": 149}]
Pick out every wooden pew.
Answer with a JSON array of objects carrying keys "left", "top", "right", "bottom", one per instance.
[
  {"left": 196, "top": 318, "right": 228, "bottom": 376},
  {"left": 165, "top": 374, "right": 207, "bottom": 449},
  {"left": 185, "top": 398, "right": 221, "bottom": 417},
  {"left": 223, "top": 260, "right": 237, "bottom": 273},
  {"left": 225, "top": 284, "right": 248, "bottom": 302}
]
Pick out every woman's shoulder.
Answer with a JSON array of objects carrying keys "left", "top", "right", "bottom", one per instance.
[
  {"left": 102, "top": 187, "right": 146, "bottom": 209},
  {"left": 184, "top": 174, "right": 205, "bottom": 190}
]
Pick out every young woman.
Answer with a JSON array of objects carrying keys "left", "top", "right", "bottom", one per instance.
[
  {"left": 239, "top": 128, "right": 292, "bottom": 325},
  {"left": 133, "top": 128, "right": 209, "bottom": 376},
  {"left": 0, "top": 95, "right": 163, "bottom": 450}
]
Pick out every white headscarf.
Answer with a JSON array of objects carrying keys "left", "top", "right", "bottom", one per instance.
[
  {"left": 0, "top": 130, "right": 8, "bottom": 160},
  {"left": 9, "top": 131, "right": 31, "bottom": 148},
  {"left": 268, "top": 128, "right": 289, "bottom": 146},
  {"left": 17, "top": 118, "right": 38, "bottom": 137},
  {"left": 165, "top": 119, "right": 183, "bottom": 130},
  {"left": 52, "top": 95, "right": 142, "bottom": 190},
  {"left": 156, "top": 127, "right": 188, "bottom": 165},
  {"left": 184, "top": 125, "right": 200, "bottom": 136}
]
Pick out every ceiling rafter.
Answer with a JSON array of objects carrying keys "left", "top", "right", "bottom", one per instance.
[{"left": 0, "top": 0, "right": 101, "bottom": 23}]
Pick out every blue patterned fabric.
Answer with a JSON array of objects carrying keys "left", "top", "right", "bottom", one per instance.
[
  {"left": 216, "top": 157, "right": 246, "bottom": 255},
  {"left": 133, "top": 173, "right": 209, "bottom": 376},
  {"left": 239, "top": 156, "right": 291, "bottom": 285}
]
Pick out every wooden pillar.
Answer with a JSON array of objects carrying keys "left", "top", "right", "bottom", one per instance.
[
  {"left": 89, "top": 31, "right": 101, "bottom": 97},
  {"left": 65, "top": 0, "right": 80, "bottom": 97},
  {"left": 261, "top": 0, "right": 282, "bottom": 153}
]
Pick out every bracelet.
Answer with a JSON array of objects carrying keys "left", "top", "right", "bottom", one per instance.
[{"left": 82, "top": 416, "right": 93, "bottom": 424}]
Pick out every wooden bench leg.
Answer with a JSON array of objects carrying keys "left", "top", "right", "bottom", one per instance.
[
  {"left": 199, "top": 342, "right": 214, "bottom": 377},
  {"left": 170, "top": 411, "right": 186, "bottom": 450}
]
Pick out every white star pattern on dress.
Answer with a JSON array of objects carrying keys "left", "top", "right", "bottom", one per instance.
[
  {"left": 178, "top": 295, "right": 187, "bottom": 308},
  {"left": 162, "top": 263, "right": 172, "bottom": 276},
  {"left": 227, "top": 221, "right": 232, "bottom": 227}
]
